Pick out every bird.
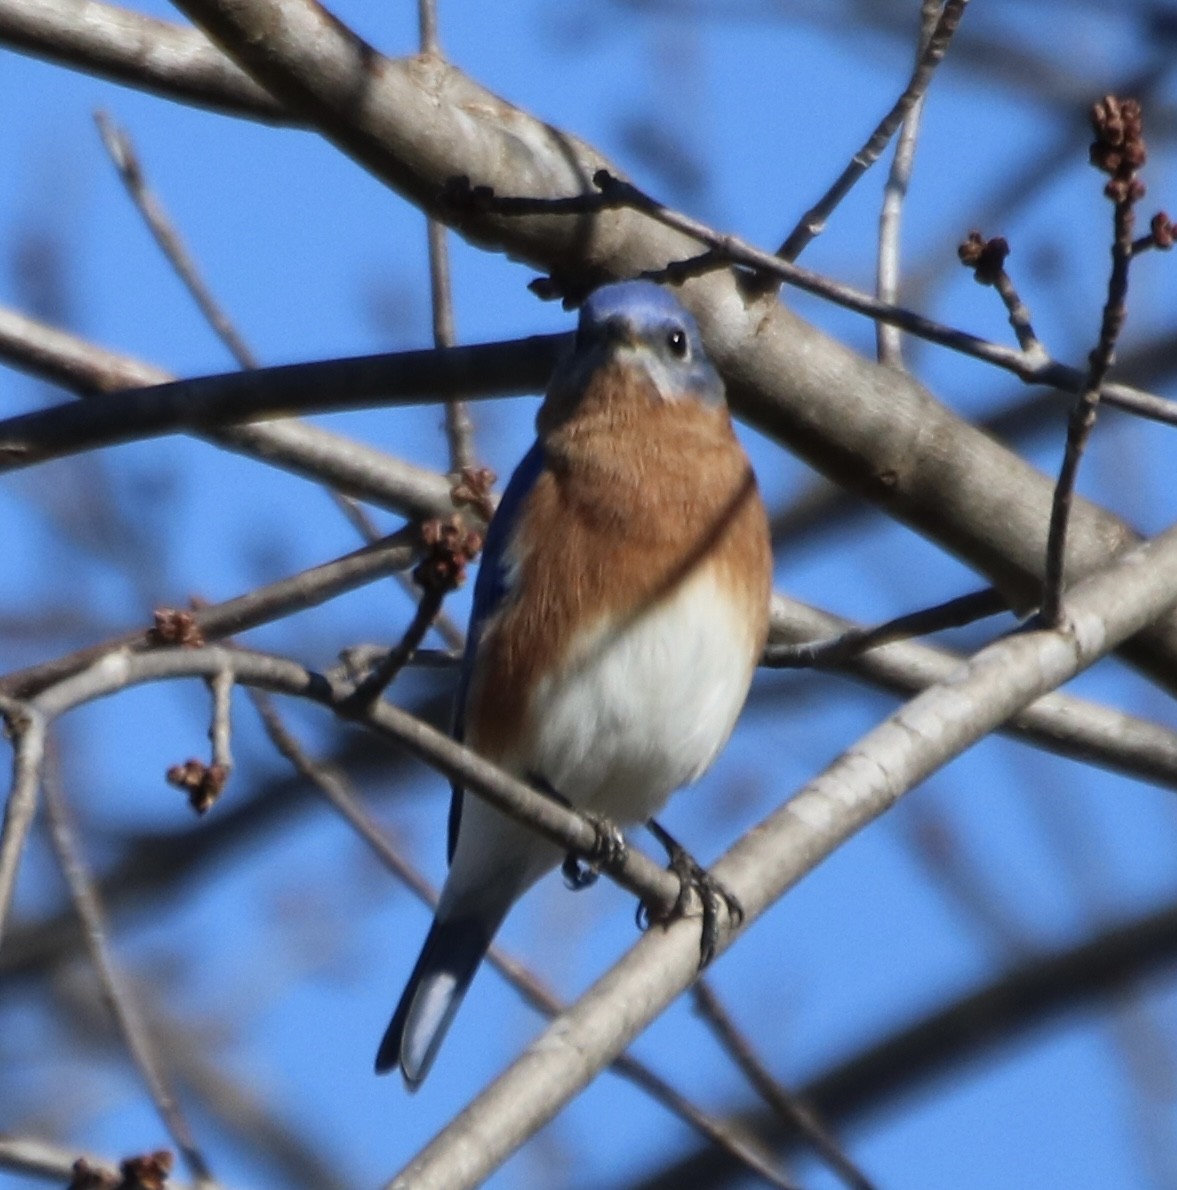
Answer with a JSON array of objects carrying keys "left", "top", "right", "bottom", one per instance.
[{"left": 375, "top": 278, "right": 772, "bottom": 1087}]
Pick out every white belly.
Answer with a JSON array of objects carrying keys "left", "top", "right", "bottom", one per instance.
[{"left": 522, "top": 565, "right": 756, "bottom": 824}]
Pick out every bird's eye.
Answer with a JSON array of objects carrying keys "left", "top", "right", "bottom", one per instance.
[{"left": 666, "top": 328, "right": 689, "bottom": 358}]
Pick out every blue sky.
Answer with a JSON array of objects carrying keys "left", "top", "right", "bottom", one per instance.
[{"left": 4, "top": 2, "right": 1177, "bottom": 1188}]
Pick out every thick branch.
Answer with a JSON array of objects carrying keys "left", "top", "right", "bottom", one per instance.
[
  {"left": 768, "top": 595, "right": 1177, "bottom": 794},
  {"left": 9, "top": 0, "right": 1177, "bottom": 695},
  {"left": 0, "top": 311, "right": 561, "bottom": 473},
  {"left": 388, "top": 520, "right": 1177, "bottom": 1188},
  {"left": 0, "top": 0, "right": 284, "bottom": 120}
]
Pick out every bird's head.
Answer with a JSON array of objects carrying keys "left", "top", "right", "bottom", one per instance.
[{"left": 540, "top": 281, "right": 725, "bottom": 433}]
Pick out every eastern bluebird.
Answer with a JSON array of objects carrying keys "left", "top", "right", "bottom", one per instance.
[{"left": 375, "top": 279, "right": 772, "bottom": 1086}]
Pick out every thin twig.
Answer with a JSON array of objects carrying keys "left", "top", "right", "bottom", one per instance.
[
  {"left": 876, "top": 0, "right": 940, "bottom": 367},
  {"left": 95, "top": 114, "right": 471, "bottom": 652},
  {"left": 420, "top": 0, "right": 478, "bottom": 484},
  {"left": 95, "top": 111, "right": 258, "bottom": 369},
  {"left": 209, "top": 669, "right": 234, "bottom": 773},
  {"left": 417, "top": 0, "right": 439, "bottom": 56},
  {"left": 1, "top": 528, "right": 420, "bottom": 701},
  {"left": 778, "top": 0, "right": 969, "bottom": 261},
  {"left": 691, "top": 980, "right": 875, "bottom": 1190},
  {"left": 165, "top": 668, "right": 237, "bottom": 814},
  {"left": 344, "top": 518, "right": 480, "bottom": 708},
  {"left": 344, "top": 586, "right": 446, "bottom": 706},
  {"left": 958, "top": 231, "right": 1044, "bottom": 357},
  {"left": 1130, "top": 212, "right": 1175, "bottom": 256},
  {"left": 42, "top": 755, "right": 218, "bottom": 1188},
  {"left": 430, "top": 222, "right": 476, "bottom": 476},
  {"left": 1043, "top": 96, "right": 1148, "bottom": 625},
  {"left": 464, "top": 173, "right": 1177, "bottom": 429},
  {"left": 0, "top": 697, "right": 45, "bottom": 949},
  {"left": 763, "top": 586, "right": 1007, "bottom": 669}
]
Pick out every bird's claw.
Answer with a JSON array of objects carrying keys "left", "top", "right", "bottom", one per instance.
[
  {"left": 562, "top": 812, "right": 626, "bottom": 892},
  {"left": 638, "top": 822, "right": 742, "bottom": 967},
  {"left": 562, "top": 852, "right": 598, "bottom": 890}
]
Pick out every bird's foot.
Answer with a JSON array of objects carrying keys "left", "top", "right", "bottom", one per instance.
[
  {"left": 562, "top": 852, "right": 598, "bottom": 890},
  {"left": 638, "top": 819, "right": 743, "bottom": 967},
  {"left": 562, "top": 811, "right": 627, "bottom": 892}
]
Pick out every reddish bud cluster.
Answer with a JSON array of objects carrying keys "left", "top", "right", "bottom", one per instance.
[
  {"left": 412, "top": 516, "right": 483, "bottom": 595},
  {"left": 166, "top": 758, "right": 228, "bottom": 815},
  {"left": 450, "top": 465, "right": 497, "bottom": 524},
  {"left": 69, "top": 1150, "right": 173, "bottom": 1190},
  {"left": 147, "top": 608, "right": 204, "bottom": 648},
  {"left": 1150, "top": 211, "right": 1175, "bottom": 250},
  {"left": 958, "top": 231, "right": 1010, "bottom": 285},
  {"left": 1090, "top": 95, "right": 1146, "bottom": 204}
]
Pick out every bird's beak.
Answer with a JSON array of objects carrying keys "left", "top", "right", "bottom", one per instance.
[{"left": 599, "top": 316, "right": 638, "bottom": 351}]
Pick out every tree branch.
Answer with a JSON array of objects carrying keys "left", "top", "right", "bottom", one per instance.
[
  {"left": 11, "top": 0, "right": 1177, "bottom": 703},
  {"left": 1, "top": 527, "right": 420, "bottom": 700},
  {"left": 43, "top": 765, "right": 219, "bottom": 1187},
  {"left": 0, "top": 305, "right": 461, "bottom": 518},
  {"left": 386, "top": 518, "right": 1177, "bottom": 1188}
]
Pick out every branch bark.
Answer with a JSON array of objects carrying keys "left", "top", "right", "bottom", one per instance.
[
  {"left": 0, "top": 305, "right": 458, "bottom": 518},
  {"left": 8, "top": 0, "right": 1177, "bottom": 698},
  {"left": 387, "top": 519, "right": 1177, "bottom": 1188}
]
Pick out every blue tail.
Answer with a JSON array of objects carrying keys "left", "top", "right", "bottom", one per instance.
[{"left": 375, "top": 913, "right": 499, "bottom": 1087}]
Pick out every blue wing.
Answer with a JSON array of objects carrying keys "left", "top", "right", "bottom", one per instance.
[{"left": 447, "top": 439, "right": 545, "bottom": 863}]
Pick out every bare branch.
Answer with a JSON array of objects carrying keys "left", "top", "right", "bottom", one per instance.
[
  {"left": 768, "top": 593, "right": 1177, "bottom": 794},
  {"left": 0, "top": 0, "right": 284, "bottom": 122},
  {"left": 345, "top": 519, "right": 480, "bottom": 708},
  {"left": 0, "top": 305, "right": 462, "bottom": 518},
  {"left": 20, "top": 647, "right": 683, "bottom": 918},
  {"left": 387, "top": 518, "right": 1177, "bottom": 1189},
  {"left": 876, "top": 0, "right": 940, "bottom": 367},
  {"left": 94, "top": 111, "right": 259, "bottom": 369},
  {"left": 764, "top": 586, "right": 1007, "bottom": 668},
  {"left": 0, "top": 308, "right": 559, "bottom": 474},
  {"left": 691, "top": 980, "right": 875, "bottom": 1190},
  {"left": 43, "top": 765, "right": 219, "bottom": 1187},
  {"left": 1, "top": 528, "right": 419, "bottom": 700},
  {"left": 584, "top": 170, "right": 1177, "bottom": 427},
  {"left": 957, "top": 231, "right": 1045, "bottom": 358},
  {"left": 0, "top": 1136, "right": 189, "bottom": 1187},
  {"left": 1043, "top": 96, "right": 1152, "bottom": 624},
  {"left": 0, "top": 698, "right": 45, "bottom": 949},
  {"left": 209, "top": 670, "right": 234, "bottom": 775},
  {"left": 778, "top": 0, "right": 970, "bottom": 261}
]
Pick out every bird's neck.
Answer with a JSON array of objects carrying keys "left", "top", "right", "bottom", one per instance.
[{"left": 540, "top": 401, "right": 740, "bottom": 533}]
